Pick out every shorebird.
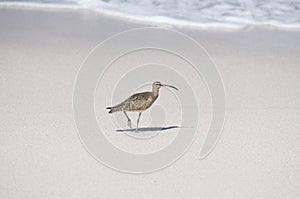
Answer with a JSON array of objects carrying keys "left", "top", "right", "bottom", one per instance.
[{"left": 106, "top": 81, "right": 178, "bottom": 131}]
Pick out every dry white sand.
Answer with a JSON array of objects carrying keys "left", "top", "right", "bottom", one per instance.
[{"left": 1, "top": 7, "right": 300, "bottom": 199}]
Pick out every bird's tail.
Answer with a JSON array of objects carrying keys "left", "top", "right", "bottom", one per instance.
[
  {"left": 106, "top": 103, "right": 125, "bottom": 114},
  {"left": 106, "top": 107, "right": 113, "bottom": 114}
]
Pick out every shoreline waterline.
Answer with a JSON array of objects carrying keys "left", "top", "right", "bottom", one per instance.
[{"left": 1, "top": 1, "right": 300, "bottom": 31}]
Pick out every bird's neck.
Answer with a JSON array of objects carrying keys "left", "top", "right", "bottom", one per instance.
[{"left": 152, "top": 88, "right": 159, "bottom": 97}]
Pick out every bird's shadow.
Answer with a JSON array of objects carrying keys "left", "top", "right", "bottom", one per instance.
[{"left": 116, "top": 125, "right": 189, "bottom": 133}]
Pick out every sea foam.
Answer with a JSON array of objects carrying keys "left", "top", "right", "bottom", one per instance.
[{"left": 1, "top": 0, "right": 300, "bottom": 29}]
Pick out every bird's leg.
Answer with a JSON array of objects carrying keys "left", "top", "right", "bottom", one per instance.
[
  {"left": 136, "top": 112, "right": 142, "bottom": 132},
  {"left": 123, "top": 111, "right": 131, "bottom": 128}
]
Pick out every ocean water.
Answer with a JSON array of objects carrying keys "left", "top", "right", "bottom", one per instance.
[{"left": 1, "top": 0, "right": 300, "bottom": 29}]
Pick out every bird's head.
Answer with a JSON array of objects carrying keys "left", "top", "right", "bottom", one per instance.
[
  {"left": 152, "top": 81, "right": 178, "bottom": 92},
  {"left": 153, "top": 81, "right": 162, "bottom": 90}
]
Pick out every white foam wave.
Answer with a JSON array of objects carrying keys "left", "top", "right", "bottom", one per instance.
[{"left": 1, "top": 0, "right": 300, "bottom": 29}]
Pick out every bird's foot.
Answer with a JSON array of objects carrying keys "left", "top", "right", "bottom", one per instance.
[
  {"left": 128, "top": 120, "right": 132, "bottom": 128},
  {"left": 135, "top": 128, "right": 139, "bottom": 133}
]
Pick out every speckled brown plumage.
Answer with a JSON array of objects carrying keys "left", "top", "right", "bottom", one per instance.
[
  {"left": 108, "top": 91, "right": 158, "bottom": 113},
  {"left": 106, "top": 81, "right": 178, "bottom": 131}
]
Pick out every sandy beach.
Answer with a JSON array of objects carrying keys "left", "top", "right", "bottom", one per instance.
[{"left": 1, "top": 7, "right": 300, "bottom": 198}]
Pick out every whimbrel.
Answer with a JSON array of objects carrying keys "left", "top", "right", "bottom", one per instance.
[{"left": 106, "top": 81, "right": 178, "bottom": 131}]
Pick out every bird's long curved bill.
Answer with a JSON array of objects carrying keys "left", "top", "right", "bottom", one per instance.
[{"left": 162, "top": 84, "right": 179, "bottom": 91}]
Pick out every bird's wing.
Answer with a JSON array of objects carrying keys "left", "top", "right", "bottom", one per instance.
[{"left": 127, "top": 92, "right": 153, "bottom": 110}]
